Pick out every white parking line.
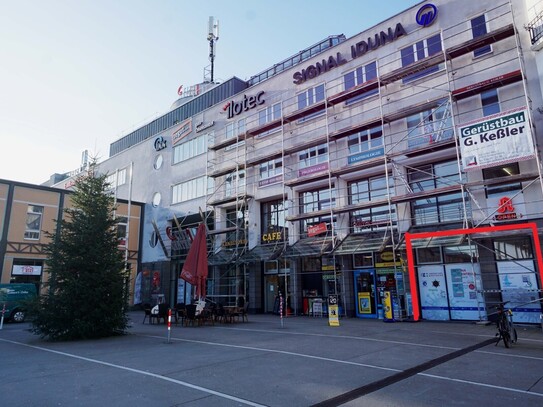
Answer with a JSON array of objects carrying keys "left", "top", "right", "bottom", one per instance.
[
  {"left": 0, "top": 338, "right": 267, "bottom": 407},
  {"left": 419, "top": 372, "right": 543, "bottom": 398}
]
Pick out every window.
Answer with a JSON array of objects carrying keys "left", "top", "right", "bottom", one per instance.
[
  {"left": 259, "top": 158, "right": 283, "bottom": 181},
  {"left": 343, "top": 61, "right": 378, "bottom": 104},
  {"left": 297, "top": 84, "right": 325, "bottom": 121},
  {"left": 261, "top": 199, "right": 288, "bottom": 241},
  {"left": 494, "top": 237, "right": 533, "bottom": 260},
  {"left": 481, "top": 89, "right": 500, "bottom": 117},
  {"left": 225, "top": 170, "right": 246, "bottom": 197},
  {"left": 471, "top": 14, "right": 491, "bottom": 57},
  {"left": 116, "top": 216, "right": 128, "bottom": 247},
  {"left": 225, "top": 207, "right": 246, "bottom": 245},
  {"left": 348, "top": 126, "right": 383, "bottom": 155},
  {"left": 408, "top": 161, "right": 468, "bottom": 225},
  {"left": 172, "top": 176, "right": 208, "bottom": 204},
  {"left": 105, "top": 168, "right": 127, "bottom": 188},
  {"left": 483, "top": 163, "right": 521, "bottom": 197},
  {"left": 173, "top": 134, "right": 207, "bottom": 164},
  {"left": 299, "top": 144, "right": 328, "bottom": 169},
  {"left": 400, "top": 33, "right": 442, "bottom": 83},
  {"left": 24, "top": 205, "right": 43, "bottom": 240},
  {"left": 299, "top": 186, "right": 336, "bottom": 234},
  {"left": 416, "top": 247, "right": 442, "bottom": 263},
  {"left": 349, "top": 175, "right": 396, "bottom": 232},
  {"left": 406, "top": 101, "right": 453, "bottom": 149},
  {"left": 258, "top": 102, "right": 281, "bottom": 137}
]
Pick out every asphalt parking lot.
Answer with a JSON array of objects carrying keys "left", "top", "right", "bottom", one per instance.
[{"left": 1, "top": 312, "right": 542, "bottom": 406}]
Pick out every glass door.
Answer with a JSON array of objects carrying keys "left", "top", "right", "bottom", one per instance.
[{"left": 354, "top": 269, "right": 378, "bottom": 318}]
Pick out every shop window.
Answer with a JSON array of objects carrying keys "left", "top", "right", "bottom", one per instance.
[
  {"left": 481, "top": 89, "right": 500, "bottom": 117},
  {"left": 343, "top": 61, "right": 378, "bottom": 104},
  {"left": 353, "top": 252, "right": 373, "bottom": 268},
  {"left": 24, "top": 205, "right": 43, "bottom": 240},
  {"left": 471, "top": 14, "right": 491, "bottom": 57},
  {"left": 443, "top": 245, "right": 478, "bottom": 263},
  {"left": 400, "top": 33, "right": 442, "bottom": 83},
  {"left": 493, "top": 237, "right": 533, "bottom": 260},
  {"left": 482, "top": 163, "right": 521, "bottom": 197},
  {"left": 225, "top": 207, "right": 247, "bottom": 247},
  {"left": 297, "top": 83, "right": 325, "bottom": 121},
  {"left": 416, "top": 247, "right": 442, "bottom": 263},
  {"left": 347, "top": 125, "right": 383, "bottom": 155},
  {"left": 11, "top": 259, "right": 42, "bottom": 288}
]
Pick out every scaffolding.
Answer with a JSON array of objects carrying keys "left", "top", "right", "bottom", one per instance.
[{"left": 204, "top": 1, "right": 543, "bottom": 318}]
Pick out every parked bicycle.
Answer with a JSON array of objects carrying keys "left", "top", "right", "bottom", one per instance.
[{"left": 495, "top": 301, "right": 518, "bottom": 348}]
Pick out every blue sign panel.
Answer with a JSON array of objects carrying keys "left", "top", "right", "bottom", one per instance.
[
  {"left": 348, "top": 147, "right": 384, "bottom": 165},
  {"left": 416, "top": 4, "right": 438, "bottom": 27}
]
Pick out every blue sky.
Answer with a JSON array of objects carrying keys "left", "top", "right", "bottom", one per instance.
[{"left": 0, "top": 0, "right": 420, "bottom": 184}]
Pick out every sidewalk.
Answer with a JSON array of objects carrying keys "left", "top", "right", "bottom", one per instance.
[{"left": 0, "top": 312, "right": 542, "bottom": 406}]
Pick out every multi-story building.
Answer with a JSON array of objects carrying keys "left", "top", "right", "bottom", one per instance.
[
  {"left": 0, "top": 178, "right": 144, "bottom": 304},
  {"left": 56, "top": 0, "right": 543, "bottom": 323}
]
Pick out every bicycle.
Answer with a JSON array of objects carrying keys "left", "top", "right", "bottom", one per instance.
[{"left": 495, "top": 301, "right": 518, "bottom": 348}]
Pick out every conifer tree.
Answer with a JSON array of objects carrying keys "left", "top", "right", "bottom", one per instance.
[{"left": 32, "top": 165, "right": 129, "bottom": 340}]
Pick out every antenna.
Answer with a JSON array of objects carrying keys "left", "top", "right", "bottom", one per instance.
[{"left": 205, "top": 16, "right": 219, "bottom": 83}]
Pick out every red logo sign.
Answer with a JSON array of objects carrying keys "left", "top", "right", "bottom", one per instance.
[{"left": 307, "top": 223, "right": 327, "bottom": 237}]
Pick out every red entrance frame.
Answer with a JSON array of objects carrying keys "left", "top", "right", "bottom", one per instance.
[{"left": 405, "top": 222, "right": 543, "bottom": 321}]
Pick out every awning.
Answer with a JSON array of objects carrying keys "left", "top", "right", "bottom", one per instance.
[
  {"left": 208, "top": 249, "right": 238, "bottom": 266},
  {"left": 239, "top": 244, "right": 285, "bottom": 263},
  {"left": 283, "top": 236, "right": 333, "bottom": 258},
  {"left": 398, "top": 223, "right": 467, "bottom": 249},
  {"left": 333, "top": 231, "right": 396, "bottom": 255}
]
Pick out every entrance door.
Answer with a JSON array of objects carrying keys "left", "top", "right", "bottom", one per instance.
[
  {"left": 265, "top": 276, "right": 278, "bottom": 313},
  {"left": 354, "top": 269, "right": 378, "bottom": 318}
]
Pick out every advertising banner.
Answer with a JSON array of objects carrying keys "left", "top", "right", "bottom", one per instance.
[
  {"left": 445, "top": 264, "right": 486, "bottom": 320},
  {"left": 457, "top": 107, "right": 534, "bottom": 171},
  {"left": 418, "top": 265, "right": 449, "bottom": 320}
]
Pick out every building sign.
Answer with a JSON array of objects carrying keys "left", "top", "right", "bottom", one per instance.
[
  {"left": 348, "top": 147, "right": 384, "bottom": 165},
  {"left": 458, "top": 107, "right": 534, "bottom": 171},
  {"left": 261, "top": 230, "right": 284, "bottom": 244},
  {"left": 177, "top": 84, "right": 201, "bottom": 97},
  {"left": 298, "top": 162, "right": 328, "bottom": 178},
  {"left": 12, "top": 265, "right": 42, "bottom": 276},
  {"left": 195, "top": 121, "right": 215, "bottom": 133},
  {"left": 222, "top": 239, "right": 248, "bottom": 248},
  {"left": 308, "top": 222, "right": 327, "bottom": 237},
  {"left": 293, "top": 23, "right": 406, "bottom": 85},
  {"left": 166, "top": 226, "right": 193, "bottom": 252},
  {"left": 223, "top": 91, "right": 265, "bottom": 119},
  {"left": 416, "top": 4, "right": 438, "bottom": 27},
  {"left": 259, "top": 174, "right": 282, "bottom": 187},
  {"left": 490, "top": 196, "right": 524, "bottom": 221},
  {"left": 153, "top": 136, "right": 167, "bottom": 151},
  {"left": 172, "top": 119, "right": 192, "bottom": 146}
]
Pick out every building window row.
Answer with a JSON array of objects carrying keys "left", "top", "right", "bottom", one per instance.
[
  {"left": 173, "top": 134, "right": 207, "bottom": 164},
  {"left": 172, "top": 176, "right": 210, "bottom": 204}
]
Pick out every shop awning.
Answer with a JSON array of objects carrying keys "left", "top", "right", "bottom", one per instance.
[
  {"left": 333, "top": 231, "right": 396, "bottom": 255},
  {"left": 239, "top": 244, "right": 285, "bottom": 263},
  {"left": 283, "top": 236, "right": 334, "bottom": 257},
  {"left": 398, "top": 223, "right": 467, "bottom": 249},
  {"left": 208, "top": 249, "right": 238, "bottom": 266}
]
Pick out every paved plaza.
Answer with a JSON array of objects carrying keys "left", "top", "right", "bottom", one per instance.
[{"left": 1, "top": 312, "right": 543, "bottom": 406}]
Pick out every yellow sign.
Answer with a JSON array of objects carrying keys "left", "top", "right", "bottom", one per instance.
[
  {"left": 383, "top": 291, "right": 393, "bottom": 320},
  {"left": 358, "top": 292, "right": 372, "bottom": 314},
  {"left": 328, "top": 304, "right": 340, "bottom": 326}
]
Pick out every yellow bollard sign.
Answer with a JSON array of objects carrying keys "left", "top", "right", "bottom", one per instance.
[
  {"left": 383, "top": 291, "right": 393, "bottom": 320},
  {"left": 328, "top": 295, "right": 340, "bottom": 327}
]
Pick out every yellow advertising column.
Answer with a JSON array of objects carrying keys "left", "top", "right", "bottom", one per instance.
[{"left": 328, "top": 295, "right": 340, "bottom": 327}]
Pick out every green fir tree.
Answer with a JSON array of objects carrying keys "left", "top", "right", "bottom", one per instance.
[{"left": 32, "top": 165, "right": 129, "bottom": 340}]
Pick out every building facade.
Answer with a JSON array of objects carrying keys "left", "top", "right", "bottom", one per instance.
[
  {"left": 57, "top": 0, "right": 543, "bottom": 322},
  {"left": 0, "top": 179, "right": 144, "bottom": 303}
]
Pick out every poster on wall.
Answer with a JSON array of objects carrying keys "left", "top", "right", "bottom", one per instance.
[
  {"left": 458, "top": 107, "right": 535, "bottom": 171},
  {"left": 497, "top": 260, "right": 541, "bottom": 323},
  {"left": 445, "top": 263, "right": 486, "bottom": 321},
  {"left": 418, "top": 265, "right": 449, "bottom": 321}
]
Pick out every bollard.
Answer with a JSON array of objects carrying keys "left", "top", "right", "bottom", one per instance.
[
  {"left": 279, "top": 293, "right": 284, "bottom": 329},
  {"left": 167, "top": 308, "right": 172, "bottom": 344},
  {"left": 0, "top": 303, "right": 5, "bottom": 330}
]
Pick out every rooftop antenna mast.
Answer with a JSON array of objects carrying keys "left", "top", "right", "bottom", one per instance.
[{"left": 205, "top": 16, "right": 219, "bottom": 83}]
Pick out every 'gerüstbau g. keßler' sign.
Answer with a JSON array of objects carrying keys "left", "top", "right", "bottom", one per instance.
[{"left": 458, "top": 107, "right": 535, "bottom": 171}]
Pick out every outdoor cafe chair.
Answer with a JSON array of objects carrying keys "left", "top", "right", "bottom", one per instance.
[
  {"left": 175, "top": 303, "right": 186, "bottom": 326},
  {"left": 142, "top": 303, "right": 152, "bottom": 324},
  {"left": 152, "top": 303, "right": 169, "bottom": 324}
]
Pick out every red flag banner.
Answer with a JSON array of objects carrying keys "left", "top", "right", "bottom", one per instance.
[{"left": 180, "top": 223, "right": 208, "bottom": 298}]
